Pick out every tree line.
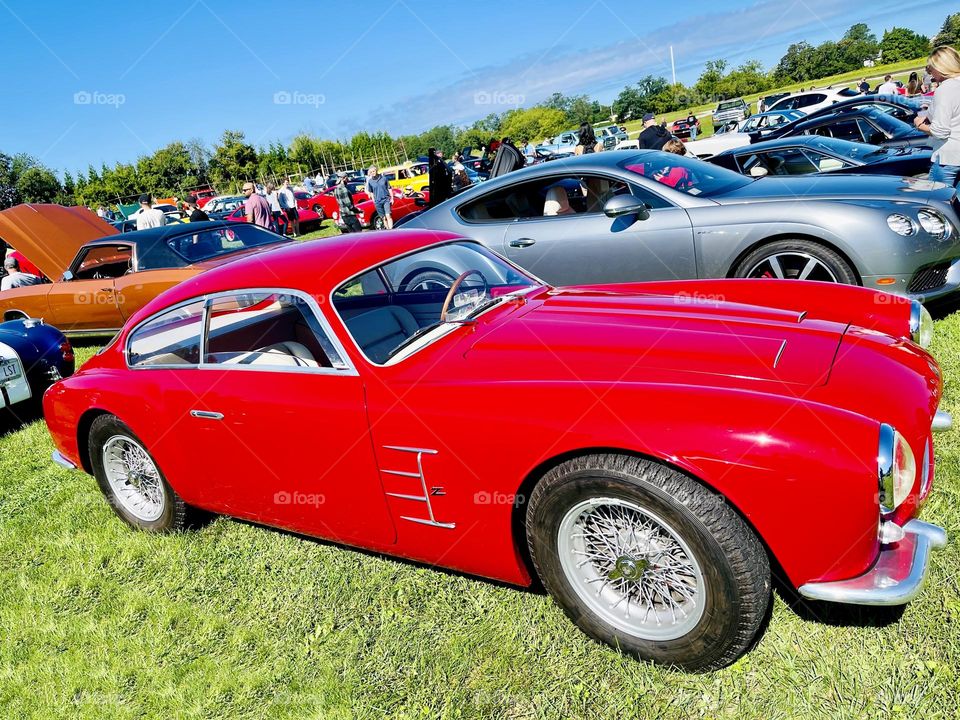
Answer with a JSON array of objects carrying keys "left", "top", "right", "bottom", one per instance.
[{"left": 2, "top": 15, "right": 956, "bottom": 211}]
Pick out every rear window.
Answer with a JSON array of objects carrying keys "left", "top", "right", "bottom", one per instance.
[
  {"left": 838, "top": 88, "right": 859, "bottom": 97},
  {"left": 166, "top": 224, "right": 287, "bottom": 263}
]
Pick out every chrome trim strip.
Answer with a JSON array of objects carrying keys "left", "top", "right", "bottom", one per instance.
[
  {"left": 51, "top": 450, "right": 77, "bottom": 470},
  {"left": 798, "top": 519, "right": 947, "bottom": 605},
  {"left": 773, "top": 339, "right": 787, "bottom": 369},
  {"left": 124, "top": 287, "right": 358, "bottom": 376},
  {"left": 909, "top": 300, "right": 922, "bottom": 342},
  {"left": 933, "top": 410, "right": 952, "bottom": 432},
  {"left": 380, "top": 445, "right": 455, "bottom": 529},
  {"left": 400, "top": 516, "right": 457, "bottom": 529},
  {"left": 383, "top": 445, "right": 439, "bottom": 455},
  {"left": 386, "top": 492, "right": 428, "bottom": 502},
  {"left": 796, "top": 310, "right": 807, "bottom": 323},
  {"left": 382, "top": 469, "right": 421, "bottom": 478}
]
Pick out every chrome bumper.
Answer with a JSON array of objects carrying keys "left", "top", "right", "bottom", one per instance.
[
  {"left": 52, "top": 450, "right": 77, "bottom": 470},
  {"left": 798, "top": 520, "right": 947, "bottom": 606}
]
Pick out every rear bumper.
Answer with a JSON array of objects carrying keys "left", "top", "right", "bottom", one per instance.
[
  {"left": 798, "top": 519, "right": 947, "bottom": 605},
  {"left": 52, "top": 450, "right": 78, "bottom": 470}
]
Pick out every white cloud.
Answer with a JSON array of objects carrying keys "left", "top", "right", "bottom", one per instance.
[{"left": 353, "top": 0, "right": 929, "bottom": 135}]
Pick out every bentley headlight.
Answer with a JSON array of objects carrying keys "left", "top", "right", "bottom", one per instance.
[
  {"left": 910, "top": 301, "right": 934, "bottom": 348},
  {"left": 918, "top": 209, "right": 950, "bottom": 240},
  {"left": 886, "top": 213, "right": 916, "bottom": 236},
  {"left": 878, "top": 424, "right": 916, "bottom": 513}
]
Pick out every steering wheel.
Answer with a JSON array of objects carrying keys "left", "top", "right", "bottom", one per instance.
[{"left": 440, "top": 269, "right": 489, "bottom": 322}]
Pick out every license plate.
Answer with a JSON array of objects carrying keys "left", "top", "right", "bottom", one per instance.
[{"left": 1, "top": 359, "right": 21, "bottom": 381}]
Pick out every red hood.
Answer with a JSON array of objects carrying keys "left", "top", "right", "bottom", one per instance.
[
  {"left": 0, "top": 204, "right": 117, "bottom": 279},
  {"left": 465, "top": 288, "right": 845, "bottom": 391}
]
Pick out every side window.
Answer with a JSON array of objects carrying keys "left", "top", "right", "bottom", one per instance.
[
  {"left": 755, "top": 148, "right": 818, "bottom": 175},
  {"left": 804, "top": 150, "right": 849, "bottom": 172},
  {"left": 333, "top": 270, "right": 387, "bottom": 298},
  {"left": 857, "top": 119, "right": 886, "bottom": 144},
  {"left": 205, "top": 292, "right": 342, "bottom": 370},
  {"left": 127, "top": 300, "right": 204, "bottom": 367},
  {"left": 73, "top": 245, "right": 132, "bottom": 279},
  {"left": 825, "top": 119, "right": 864, "bottom": 142}
]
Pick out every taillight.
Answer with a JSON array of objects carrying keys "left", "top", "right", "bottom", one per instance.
[{"left": 60, "top": 340, "right": 74, "bottom": 363}]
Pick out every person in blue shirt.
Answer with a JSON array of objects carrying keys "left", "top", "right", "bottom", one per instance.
[{"left": 365, "top": 166, "right": 393, "bottom": 229}]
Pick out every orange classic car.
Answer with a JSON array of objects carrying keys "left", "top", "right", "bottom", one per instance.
[{"left": 0, "top": 204, "right": 292, "bottom": 335}]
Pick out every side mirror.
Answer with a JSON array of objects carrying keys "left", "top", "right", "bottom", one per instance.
[
  {"left": 62, "top": 270, "right": 74, "bottom": 281},
  {"left": 603, "top": 195, "right": 650, "bottom": 220},
  {"left": 750, "top": 166, "right": 769, "bottom": 177}
]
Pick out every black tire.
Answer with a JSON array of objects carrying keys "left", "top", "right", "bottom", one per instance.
[
  {"left": 371, "top": 214, "right": 385, "bottom": 231},
  {"left": 88, "top": 414, "right": 189, "bottom": 532},
  {"left": 526, "top": 454, "right": 771, "bottom": 672},
  {"left": 733, "top": 238, "right": 857, "bottom": 285}
]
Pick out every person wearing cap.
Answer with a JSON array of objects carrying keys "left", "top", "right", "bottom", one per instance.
[
  {"left": 365, "top": 166, "right": 393, "bottom": 229},
  {"left": 183, "top": 195, "right": 209, "bottom": 223},
  {"left": 135, "top": 194, "right": 166, "bottom": 230},
  {"left": 1, "top": 257, "right": 42, "bottom": 291},
  {"left": 637, "top": 112, "right": 670, "bottom": 151},
  {"left": 242, "top": 182, "right": 273, "bottom": 230},
  {"left": 334, "top": 173, "right": 363, "bottom": 234}
]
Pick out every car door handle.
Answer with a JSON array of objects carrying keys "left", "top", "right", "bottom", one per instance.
[
  {"left": 509, "top": 237, "right": 536, "bottom": 248},
  {"left": 190, "top": 410, "right": 224, "bottom": 420}
]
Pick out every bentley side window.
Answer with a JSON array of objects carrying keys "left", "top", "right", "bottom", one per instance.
[
  {"left": 127, "top": 301, "right": 205, "bottom": 367},
  {"left": 203, "top": 292, "right": 343, "bottom": 370}
]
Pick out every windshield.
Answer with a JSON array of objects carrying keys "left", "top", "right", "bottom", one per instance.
[
  {"left": 802, "top": 137, "right": 886, "bottom": 160},
  {"left": 332, "top": 241, "right": 541, "bottom": 364},
  {"left": 619, "top": 153, "right": 752, "bottom": 197},
  {"left": 718, "top": 100, "right": 742, "bottom": 110}
]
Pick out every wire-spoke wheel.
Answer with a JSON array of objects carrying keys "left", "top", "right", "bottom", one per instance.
[
  {"left": 734, "top": 239, "right": 857, "bottom": 285},
  {"left": 527, "top": 454, "right": 771, "bottom": 671},
  {"left": 557, "top": 498, "right": 706, "bottom": 641},
  {"left": 89, "top": 414, "right": 190, "bottom": 532}
]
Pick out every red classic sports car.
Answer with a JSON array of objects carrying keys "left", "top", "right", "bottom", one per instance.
[
  {"left": 301, "top": 183, "right": 370, "bottom": 220},
  {"left": 224, "top": 204, "right": 323, "bottom": 233},
  {"left": 338, "top": 188, "right": 429, "bottom": 230},
  {"left": 44, "top": 230, "right": 948, "bottom": 671}
]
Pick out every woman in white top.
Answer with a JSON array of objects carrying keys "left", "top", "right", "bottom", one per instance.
[{"left": 915, "top": 46, "right": 960, "bottom": 186}]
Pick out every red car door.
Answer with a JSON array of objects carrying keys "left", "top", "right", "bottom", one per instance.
[{"left": 136, "top": 290, "right": 396, "bottom": 545}]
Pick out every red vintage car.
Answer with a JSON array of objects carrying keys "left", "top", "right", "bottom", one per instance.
[
  {"left": 301, "top": 183, "right": 370, "bottom": 220},
  {"left": 338, "top": 188, "right": 429, "bottom": 230},
  {"left": 224, "top": 204, "right": 323, "bottom": 233},
  {"left": 44, "top": 230, "right": 947, "bottom": 671}
]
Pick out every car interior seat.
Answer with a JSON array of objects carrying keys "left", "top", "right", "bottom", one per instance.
[
  {"left": 346, "top": 305, "right": 420, "bottom": 363},
  {"left": 543, "top": 186, "right": 575, "bottom": 216}
]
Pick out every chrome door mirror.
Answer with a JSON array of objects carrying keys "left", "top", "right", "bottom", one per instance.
[
  {"left": 61, "top": 270, "right": 74, "bottom": 281},
  {"left": 603, "top": 195, "right": 650, "bottom": 220},
  {"left": 749, "top": 166, "right": 769, "bottom": 177}
]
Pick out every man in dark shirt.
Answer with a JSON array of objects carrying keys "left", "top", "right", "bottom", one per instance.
[
  {"left": 638, "top": 113, "right": 671, "bottom": 150},
  {"left": 184, "top": 195, "right": 209, "bottom": 222},
  {"left": 334, "top": 174, "right": 363, "bottom": 233}
]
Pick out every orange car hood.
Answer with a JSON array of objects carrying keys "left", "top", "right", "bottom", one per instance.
[{"left": 0, "top": 204, "right": 118, "bottom": 279}]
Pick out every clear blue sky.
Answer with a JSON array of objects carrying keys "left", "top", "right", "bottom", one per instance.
[{"left": 0, "top": 0, "right": 947, "bottom": 175}]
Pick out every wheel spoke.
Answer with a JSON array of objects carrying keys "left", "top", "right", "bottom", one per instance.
[
  {"left": 798, "top": 257, "right": 819, "bottom": 280},
  {"left": 767, "top": 255, "right": 785, "bottom": 278}
]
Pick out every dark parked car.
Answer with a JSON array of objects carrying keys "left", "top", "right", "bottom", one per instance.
[
  {"left": 759, "top": 95, "right": 925, "bottom": 143},
  {"left": 0, "top": 317, "right": 74, "bottom": 415},
  {"left": 708, "top": 136, "right": 932, "bottom": 178},
  {"left": 756, "top": 107, "right": 931, "bottom": 150}
]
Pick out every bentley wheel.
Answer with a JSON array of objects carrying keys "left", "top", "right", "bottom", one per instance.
[
  {"left": 89, "top": 414, "right": 189, "bottom": 532},
  {"left": 526, "top": 454, "right": 771, "bottom": 672},
  {"left": 401, "top": 269, "right": 456, "bottom": 292},
  {"left": 734, "top": 239, "right": 857, "bottom": 284}
]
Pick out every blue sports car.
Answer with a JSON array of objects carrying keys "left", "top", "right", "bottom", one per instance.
[{"left": 0, "top": 318, "right": 74, "bottom": 415}]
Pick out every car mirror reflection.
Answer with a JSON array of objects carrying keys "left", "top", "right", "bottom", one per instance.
[{"left": 62, "top": 270, "right": 74, "bottom": 282}]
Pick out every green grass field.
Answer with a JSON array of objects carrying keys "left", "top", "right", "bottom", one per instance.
[{"left": 2, "top": 303, "right": 960, "bottom": 718}]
